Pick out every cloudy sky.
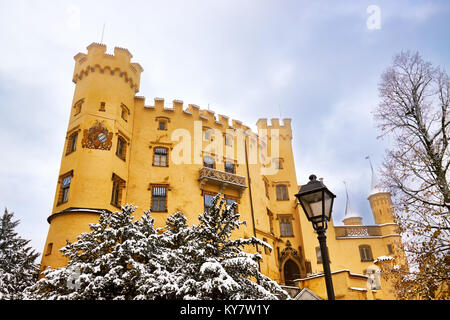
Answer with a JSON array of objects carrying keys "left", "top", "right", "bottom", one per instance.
[{"left": 1, "top": 0, "right": 449, "bottom": 255}]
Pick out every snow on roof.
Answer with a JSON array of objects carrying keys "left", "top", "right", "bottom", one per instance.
[
  {"left": 374, "top": 255, "right": 394, "bottom": 263},
  {"left": 349, "top": 287, "right": 367, "bottom": 292}
]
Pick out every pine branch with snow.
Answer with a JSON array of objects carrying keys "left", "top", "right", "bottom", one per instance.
[
  {"left": 28, "top": 195, "right": 290, "bottom": 300},
  {"left": 27, "top": 205, "right": 165, "bottom": 300},
  {"left": 0, "top": 208, "right": 40, "bottom": 300},
  {"left": 152, "top": 195, "right": 290, "bottom": 300}
]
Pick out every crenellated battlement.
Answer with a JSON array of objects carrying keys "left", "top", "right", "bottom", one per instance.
[
  {"left": 256, "top": 118, "right": 291, "bottom": 129},
  {"left": 72, "top": 42, "right": 143, "bottom": 93},
  {"left": 134, "top": 96, "right": 268, "bottom": 134}
]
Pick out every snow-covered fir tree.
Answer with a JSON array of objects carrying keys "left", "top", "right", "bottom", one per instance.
[
  {"left": 28, "top": 195, "right": 290, "bottom": 300},
  {"left": 27, "top": 205, "right": 167, "bottom": 300},
  {"left": 147, "top": 195, "right": 290, "bottom": 300},
  {"left": 0, "top": 208, "right": 40, "bottom": 300}
]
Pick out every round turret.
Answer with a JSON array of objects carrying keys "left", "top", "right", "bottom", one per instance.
[
  {"left": 40, "top": 43, "right": 143, "bottom": 271},
  {"left": 366, "top": 160, "right": 395, "bottom": 225}
]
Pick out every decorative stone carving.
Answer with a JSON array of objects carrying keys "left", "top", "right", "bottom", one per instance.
[
  {"left": 81, "top": 120, "right": 113, "bottom": 150},
  {"left": 278, "top": 240, "right": 302, "bottom": 266},
  {"left": 198, "top": 167, "right": 246, "bottom": 196}
]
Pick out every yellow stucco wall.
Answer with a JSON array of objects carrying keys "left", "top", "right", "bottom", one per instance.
[{"left": 40, "top": 43, "right": 407, "bottom": 299}]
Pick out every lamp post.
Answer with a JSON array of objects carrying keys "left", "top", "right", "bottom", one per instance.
[{"left": 295, "top": 174, "right": 336, "bottom": 300}]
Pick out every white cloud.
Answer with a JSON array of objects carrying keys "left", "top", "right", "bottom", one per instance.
[{"left": 66, "top": 5, "right": 81, "bottom": 31}]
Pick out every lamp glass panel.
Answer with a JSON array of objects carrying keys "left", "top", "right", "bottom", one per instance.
[
  {"left": 300, "top": 191, "right": 324, "bottom": 220},
  {"left": 323, "top": 191, "right": 334, "bottom": 220}
]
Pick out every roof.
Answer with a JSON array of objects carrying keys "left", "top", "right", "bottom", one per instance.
[
  {"left": 367, "top": 157, "right": 387, "bottom": 196},
  {"left": 343, "top": 182, "right": 361, "bottom": 219}
]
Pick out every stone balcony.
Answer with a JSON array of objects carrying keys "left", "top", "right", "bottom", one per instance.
[
  {"left": 199, "top": 167, "right": 247, "bottom": 196},
  {"left": 334, "top": 225, "right": 382, "bottom": 239}
]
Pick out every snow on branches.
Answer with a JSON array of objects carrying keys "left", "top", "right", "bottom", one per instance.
[
  {"left": 27, "top": 195, "right": 290, "bottom": 300},
  {"left": 0, "top": 208, "right": 40, "bottom": 300}
]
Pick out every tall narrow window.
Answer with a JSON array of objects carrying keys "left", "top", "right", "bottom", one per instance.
[
  {"left": 58, "top": 171, "right": 73, "bottom": 205},
  {"left": 387, "top": 244, "right": 393, "bottom": 255},
  {"left": 359, "top": 245, "right": 374, "bottom": 262},
  {"left": 279, "top": 215, "right": 293, "bottom": 237},
  {"left": 111, "top": 174, "right": 125, "bottom": 208},
  {"left": 151, "top": 185, "right": 167, "bottom": 212},
  {"left": 153, "top": 147, "right": 168, "bottom": 167},
  {"left": 305, "top": 261, "right": 312, "bottom": 275},
  {"left": 276, "top": 184, "right": 289, "bottom": 201},
  {"left": 116, "top": 136, "right": 127, "bottom": 160},
  {"left": 111, "top": 180, "right": 121, "bottom": 207},
  {"left": 66, "top": 131, "right": 78, "bottom": 155},
  {"left": 316, "top": 247, "right": 322, "bottom": 264},
  {"left": 99, "top": 102, "right": 106, "bottom": 112},
  {"left": 45, "top": 243, "right": 53, "bottom": 256},
  {"left": 267, "top": 209, "right": 274, "bottom": 234},
  {"left": 121, "top": 103, "right": 130, "bottom": 122},
  {"left": 204, "top": 193, "right": 214, "bottom": 212},
  {"left": 225, "top": 134, "right": 233, "bottom": 146},
  {"left": 62, "top": 176, "right": 71, "bottom": 203}
]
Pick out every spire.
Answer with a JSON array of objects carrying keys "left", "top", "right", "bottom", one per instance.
[
  {"left": 366, "top": 156, "right": 385, "bottom": 196},
  {"left": 343, "top": 181, "right": 361, "bottom": 219}
]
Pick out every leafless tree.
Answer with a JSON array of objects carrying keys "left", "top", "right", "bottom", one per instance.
[{"left": 374, "top": 51, "right": 449, "bottom": 299}]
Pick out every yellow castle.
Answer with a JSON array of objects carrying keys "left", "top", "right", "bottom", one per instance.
[{"left": 40, "top": 43, "right": 406, "bottom": 300}]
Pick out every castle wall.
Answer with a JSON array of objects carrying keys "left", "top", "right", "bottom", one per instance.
[{"left": 40, "top": 43, "right": 406, "bottom": 299}]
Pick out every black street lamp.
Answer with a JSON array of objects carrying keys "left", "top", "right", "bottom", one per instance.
[{"left": 295, "top": 174, "right": 336, "bottom": 300}]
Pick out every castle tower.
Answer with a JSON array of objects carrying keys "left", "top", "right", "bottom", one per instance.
[
  {"left": 255, "top": 118, "right": 308, "bottom": 283},
  {"left": 342, "top": 182, "right": 363, "bottom": 226},
  {"left": 40, "top": 43, "right": 143, "bottom": 270},
  {"left": 367, "top": 160, "right": 395, "bottom": 225}
]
